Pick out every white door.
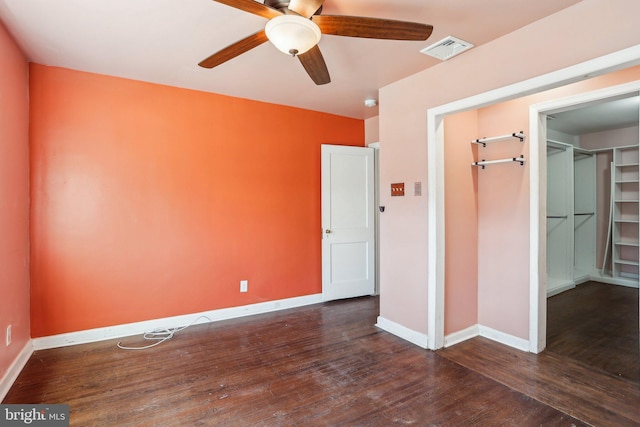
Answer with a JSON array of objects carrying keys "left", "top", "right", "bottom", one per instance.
[{"left": 321, "top": 144, "right": 375, "bottom": 301}]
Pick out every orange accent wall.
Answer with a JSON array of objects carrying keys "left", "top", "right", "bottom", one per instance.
[
  {"left": 29, "top": 64, "right": 364, "bottom": 337},
  {"left": 0, "top": 21, "right": 30, "bottom": 377}
]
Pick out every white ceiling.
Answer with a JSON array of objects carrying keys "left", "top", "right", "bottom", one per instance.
[
  {"left": 0, "top": 0, "right": 582, "bottom": 120},
  {"left": 548, "top": 95, "right": 640, "bottom": 136}
]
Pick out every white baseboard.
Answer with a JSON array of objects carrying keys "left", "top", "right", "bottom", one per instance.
[
  {"left": 589, "top": 272, "right": 640, "bottom": 288},
  {"left": 0, "top": 341, "right": 34, "bottom": 402},
  {"left": 620, "top": 271, "right": 640, "bottom": 280},
  {"left": 33, "top": 293, "right": 323, "bottom": 351},
  {"left": 444, "top": 324, "right": 479, "bottom": 348},
  {"left": 478, "top": 325, "right": 530, "bottom": 352},
  {"left": 377, "top": 317, "right": 529, "bottom": 353},
  {"left": 443, "top": 324, "right": 530, "bottom": 352},
  {"left": 547, "top": 283, "right": 576, "bottom": 298},
  {"left": 547, "top": 282, "right": 575, "bottom": 297},
  {"left": 573, "top": 275, "right": 591, "bottom": 286},
  {"left": 375, "top": 316, "right": 429, "bottom": 349}
]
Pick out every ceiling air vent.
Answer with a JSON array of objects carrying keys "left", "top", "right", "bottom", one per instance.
[{"left": 420, "top": 36, "right": 474, "bottom": 61}]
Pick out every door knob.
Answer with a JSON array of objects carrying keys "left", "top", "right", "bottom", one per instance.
[{"left": 325, "top": 229, "right": 332, "bottom": 234}]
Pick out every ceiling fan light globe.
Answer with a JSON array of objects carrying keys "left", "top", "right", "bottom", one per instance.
[{"left": 265, "top": 15, "right": 321, "bottom": 56}]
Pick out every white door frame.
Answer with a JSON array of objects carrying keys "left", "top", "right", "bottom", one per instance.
[
  {"left": 321, "top": 144, "right": 376, "bottom": 301},
  {"left": 368, "top": 142, "right": 381, "bottom": 295},
  {"left": 529, "top": 80, "right": 640, "bottom": 351},
  {"left": 426, "top": 45, "right": 640, "bottom": 352}
]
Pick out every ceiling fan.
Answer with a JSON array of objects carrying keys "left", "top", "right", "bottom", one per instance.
[{"left": 198, "top": 0, "right": 433, "bottom": 85}]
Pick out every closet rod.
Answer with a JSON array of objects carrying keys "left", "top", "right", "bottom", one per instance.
[
  {"left": 547, "top": 145, "right": 567, "bottom": 152},
  {"left": 547, "top": 215, "right": 568, "bottom": 219},
  {"left": 574, "top": 148, "right": 594, "bottom": 156},
  {"left": 472, "top": 157, "right": 526, "bottom": 169},
  {"left": 471, "top": 131, "right": 525, "bottom": 147}
]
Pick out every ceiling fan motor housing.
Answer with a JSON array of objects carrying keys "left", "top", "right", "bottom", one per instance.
[{"left": 264, "top": 0, "right": 322, "bottom": 15}]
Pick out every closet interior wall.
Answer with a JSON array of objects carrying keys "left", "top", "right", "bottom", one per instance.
[
  {"left": 547, "top": 133, "right": 640, "bottom": 296},
  {"left": 573, "top": 149, "right": 597, "bottom": 284},
  {"left": 546, "top": 140, "right": 596, "bottom": 296}
]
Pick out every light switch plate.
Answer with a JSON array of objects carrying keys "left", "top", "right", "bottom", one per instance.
[{"left": 391, "top": 183, "right": 405, "bottom": 196}]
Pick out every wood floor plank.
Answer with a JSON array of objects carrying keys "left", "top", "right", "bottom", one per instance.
[
  {"left": 438, "top": 337, "right": 640, "bottom": 427},
  {"left": 546, "top": 281, "right": 639, "bottom": 382},
  {"left": 439, "top": 282, "right": 640, "bottom": 427},
  {"left": 1, "top": 297, "right": 600, "bottom": 426}
]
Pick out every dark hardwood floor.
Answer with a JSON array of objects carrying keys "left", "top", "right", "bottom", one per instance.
[
  {"left": 440, "top": 281, "right": 640, "bottom": 427},
  {"left": 546, "top": 281, "right": 639, "bottom": 382},
  {"left": 4, "top": 294, "right": 638, "bottom": 426}
]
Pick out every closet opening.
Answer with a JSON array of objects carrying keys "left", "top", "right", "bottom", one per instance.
[
  {"left": 427, "top": 46, "right": 640, "bottom": 353},
  {"left": 543, "top": 92, "right": 639, "bottom": 381}
]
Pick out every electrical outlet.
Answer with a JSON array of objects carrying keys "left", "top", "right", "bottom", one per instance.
[
  {"left": 6, "top": 325, "right": 11, "bottom": 347},
  {"left": 240, "top": 280, "right": 248, "bottom": 293}
]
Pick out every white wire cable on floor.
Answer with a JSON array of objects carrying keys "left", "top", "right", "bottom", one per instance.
[{"left": 117, "top": 315, "right": 212, "bottom": 350}]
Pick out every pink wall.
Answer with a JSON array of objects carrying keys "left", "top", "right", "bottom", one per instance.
[
  {"left": 365, "top": 116, "right": 380, "bottom": 145},
  {"left": 474, "top": 104, "right": 531, "bottom": 337},
  {"left": 580, "top": 126, "right": 639, "bottom": 150},
  {"left": 443, "top": 111, "right": 479, "bottom": 334},
  {"left": 378, "top": 0, "right": 640, "bottom": 337},
  {"left": 593, "top": 151, "right": 613, "bottom": 269},
  {"left": 30, "top": 65, "right": 364, "bottom": 337},
  {"left": 0, "top": 22, "right": 30, "bottom": 380}
]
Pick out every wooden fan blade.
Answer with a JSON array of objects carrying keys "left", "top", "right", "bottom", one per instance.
[
  {"left": 212, "top": 0, "right": 282, "bottom": 19},
  {"left": 287, "top": 0, "right": 324, "bottom": 18},
  {"left": 312, "top": 15, "right": 433, "bottom": 40},
  {"left": 199, "top": 30, "right": 268, "bottom": 68},
  {"left": 298, "top": 45, "right": 331, "bottom": 85}
]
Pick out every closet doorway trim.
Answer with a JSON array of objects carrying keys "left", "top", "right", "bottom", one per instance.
[
  {"left": 426, "top": 45, "right": 640, "bottom": 352},
  {"left": 529, "top": 80, "right": 640, "bottom": 351}
]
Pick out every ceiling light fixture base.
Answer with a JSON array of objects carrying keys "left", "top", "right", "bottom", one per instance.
[
  {"left": 364, "top": 98, "right": 378, "bottom": 108},
  {"left": 265, "top": 15, "right": 321, "bottom": 56}
]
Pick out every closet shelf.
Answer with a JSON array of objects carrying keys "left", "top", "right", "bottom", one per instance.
[
  {"left": 615, "top": 241, "right": 640, "bottom": 247},
  {"left": 614, "top": 258, "right": 640, "bottom": 266},
  {"left": 607, "top": 145, "right": 640, "bottom": 281},
  {"left": 471, "top": 131, "right": 525, "bottom": 147},
  {"left": 472, "top": 157, "right": 525, "bottom": 169}
]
